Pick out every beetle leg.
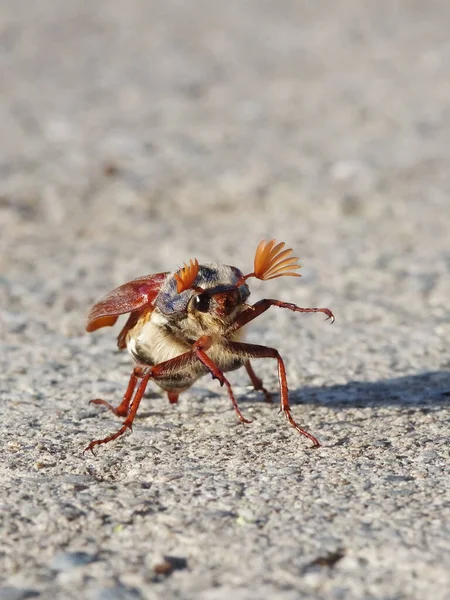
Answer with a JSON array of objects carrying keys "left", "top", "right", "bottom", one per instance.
[
  {"left": 89, "top": 366, "right": 149, "bottom": 417},
  {"left": 229, "top": 342, "right": 320, "bottom": 448},
  {"left": 226, "top": 299, "right": 334, "bottom": 335},
  {"left": 84, "top": 338, "right": 251, "bottom": 453},
  {"left": 167, "top": 391, "right": 179, "bottom": 404},
  {"left": 149, "top": 335, "right": 251, "bottom": 423},
  {"left": 244, "top": 360, "right": 272, "bottom": 403},
  {"left": 89, "top": 368, "right": 140, "bottom": 417},
  {"left": 84, "top": 371, "right": 152, "bottom": 454},
  {"left": 188, "top": 336, "right": 252, "bottom": 424}
]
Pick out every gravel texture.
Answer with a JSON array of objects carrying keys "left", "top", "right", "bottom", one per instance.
[{"left": 1, "top": 1, "right": 450, "bottom": 599}]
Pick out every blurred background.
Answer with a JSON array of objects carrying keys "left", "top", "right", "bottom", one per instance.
[{"left": 1, "top": 0, "right": 449, "bottom": 373}]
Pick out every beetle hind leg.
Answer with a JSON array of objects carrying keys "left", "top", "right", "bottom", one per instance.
[{"left": 244, "top": 360, "right": 272, "bottom": 403}]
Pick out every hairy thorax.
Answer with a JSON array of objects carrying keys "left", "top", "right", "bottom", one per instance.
[{"left": 125, "top": 308, "right": 246, "bottom": 392}]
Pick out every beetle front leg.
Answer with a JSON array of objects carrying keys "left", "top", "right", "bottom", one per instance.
[
  {"left": 189, "top": 336, "right": 252, "bottom": 424},
  {"left": 227, "top": 299, "right": 334, "bottom": 335},
  {"left": 132, "top": 336, "right": 250, "bottom": 424},
  {"left": 148, "top": 335, "right": 251, "bottom": 423},
  {"left": 229, "top": 342, "right": 320, "bottom": 447}
]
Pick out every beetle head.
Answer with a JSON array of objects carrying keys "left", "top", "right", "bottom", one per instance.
[
  {"left": 155, "top": 264, "right": 250, "bottom": 323},
  {"left": 155, "top": 239, "right": 300, "bottom": 326}
]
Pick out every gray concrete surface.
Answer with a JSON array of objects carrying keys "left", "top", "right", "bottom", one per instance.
[{"left": 1, "top": 1, "right": 450, "bottom": 598}]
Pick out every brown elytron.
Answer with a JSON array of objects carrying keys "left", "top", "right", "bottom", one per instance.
[{"left": 84, "top": 239, "right": 334, "bottom": 453}]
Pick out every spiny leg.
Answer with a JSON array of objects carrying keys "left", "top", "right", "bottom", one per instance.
[
  {"left": 89, "top": 366, "right": 146, "bottom": 417},
  {"left": 89, "top": 371, "right": 137, "bottom": 417},
  {"left": 84, "top": 372, "right": 151, "bottom": 454},
  {"left": 221, "top": 298, "right": 333, "bottom": 446},
  {"left": 190, "top": 336, "right": 252, "bottom": 424},
  {"left": 244, "top": 360, "right": 272, "bottom": 403},
  {"left": 143, "top": 336, "right": 251, "bottom": 423},
  {"left": 85, "top": 337, "right": 252, "bottom": 453},
  {"left": 229, "top": 342, "right": 320, "bottom": 447},
  {"left": 226, "top": 298, "right": 334, "bottom": 336},
  {"left": 150, "top": 336, "right": 251, "bottom": 423}
]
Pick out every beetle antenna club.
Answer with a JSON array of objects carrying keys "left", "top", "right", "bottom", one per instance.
[
  {"left": 237, "top": 239, "right": 301, "bottom": 285},
  {"left": 84, "top": 238, "right": 334, "bottom": 453}
]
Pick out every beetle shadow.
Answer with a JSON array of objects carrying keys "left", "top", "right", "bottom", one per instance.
[
  {"left": 290, "top": 370, "right": 450, "bottom": 410},
  {"left": 136, "top": 370, "right": 450, "bottom": 420}
]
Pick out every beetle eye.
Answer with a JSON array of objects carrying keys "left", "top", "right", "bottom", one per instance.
[{"left": 193, "top": 293, "right": 211, "bottom": 312}]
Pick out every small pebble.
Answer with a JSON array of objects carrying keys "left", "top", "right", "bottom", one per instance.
[
  {"left": 51, "top": 551, "right": 96, "bottom": 571},
  {"left": 90, "top": 585, "right": 143, "bottom": 600},
  {"left": 0, "top": 588, "right": 40, "bottom": 600}
]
